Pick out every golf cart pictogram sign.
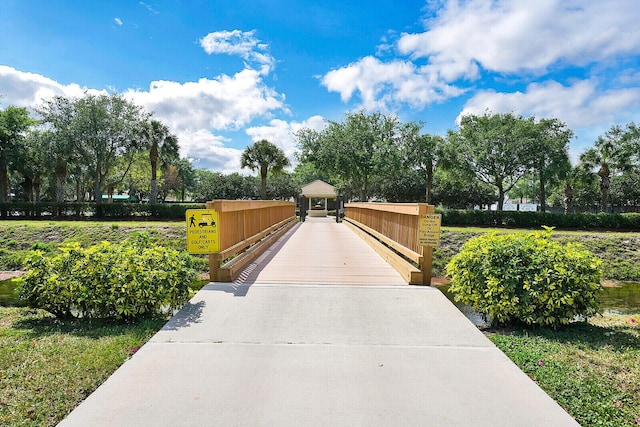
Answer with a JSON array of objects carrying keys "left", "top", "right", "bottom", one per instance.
[{"left": 186, "top": 209, "right": 220, "bottom": 254}]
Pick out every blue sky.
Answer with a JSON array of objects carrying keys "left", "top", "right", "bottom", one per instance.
[{"left": 1, "top": 0, "right": 640, "bottom": 173}]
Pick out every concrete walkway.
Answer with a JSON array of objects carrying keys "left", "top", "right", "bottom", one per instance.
[{"left": 59, "top": 218, "right": 579, "bottom": 426}]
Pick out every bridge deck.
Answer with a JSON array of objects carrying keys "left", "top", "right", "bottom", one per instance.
[
  {"left": 236, "top": 217, "right": 406, "bottom": 285},
  {"left": 59, "top": 218, "right": 579, "bottom": 427}
]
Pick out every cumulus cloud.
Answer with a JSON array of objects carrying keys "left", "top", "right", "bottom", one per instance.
[
  {"left": 199, "top": 30, "right": 274, "bottom": 74},
  {"left": 245, "top": 115, "right": 327, "bottom": 164},
  {"left": 114, "top": 17, "right": 123, "bottom": 26},
  {"left": 398, "top": 0, "right": 640, "bottom": 78},
  {"left": 125, "top": 68, "right": 286, "bottom": 134},
  {"left": 458, "top": 79, "right": 640, "bottom": 131},
  {"left": 0, "top": 66, "right": 288, "bottom": 174},
  {"left": 0, "top": 65, "right": 106, "bottom": 109},
  {"left": 178, "top": 130, "right": 242, "bottom": 173},
  {"left": 322, "top": 0, "right": 640, "bottom": 115},
  {"left": 321, "top": 56, "right": 464, "bottom": 111}
]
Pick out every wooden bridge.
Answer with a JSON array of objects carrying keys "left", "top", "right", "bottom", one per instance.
[
  {"left": 59, "top": 199, "right": 581, "bottom": 426},
  {"left": 205, "top": 200, "right": 436, "bottom": 286}
]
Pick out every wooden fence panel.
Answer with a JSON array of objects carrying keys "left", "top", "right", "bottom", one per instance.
[
  {"left": 205, "top": 200, "right": 296, "bottom": 281},
  {"left": 344, "top": 202, "right": 435, "bottom": 285}
]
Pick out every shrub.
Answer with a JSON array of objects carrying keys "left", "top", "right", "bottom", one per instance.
[
  {"left": 17, "top": 233, "right": 197, "bottom": 320},
  {"left": 445, "top": 228, "right": 603, "bottom": 327}
]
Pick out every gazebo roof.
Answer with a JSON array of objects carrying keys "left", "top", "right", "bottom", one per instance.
[{"left": 301, "top": 180, "right": 336, "bottom": 198}]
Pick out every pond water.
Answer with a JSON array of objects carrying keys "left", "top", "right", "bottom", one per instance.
[
  {"left": 436, "top": 281, "right": 640, "bottom": 327},
  {"left": 0, "top": 278, "right": 24, "bottom": 307}
]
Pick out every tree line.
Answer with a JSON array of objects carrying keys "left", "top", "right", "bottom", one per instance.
[
  {"left": 297, "top": 110, "right": 640, "bottom": 213},
  {"left": 2, "top": 92, "right": 640, "bottom": 212}
]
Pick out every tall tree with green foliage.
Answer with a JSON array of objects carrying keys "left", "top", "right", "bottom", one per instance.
[
  {"left": 297, "top": 110, "right": 419, "bottom": 200},
  {"left": 36, "top": 96, "right": 80, "bottom": 202},
  {"left": 447, "top": 111, "right": 536, "bottom": 210},
  {"left": 241, "top": 139, "right": 290, "bottom": 199},
  {"left": 580, "top": 124, "right": 633, "bottom": 212},
  {"left": 403, "top": 133, "right": 443, "bottom": 203},
  {"left": 529, "top": 118, "right": 572, "bottom": 212},
  {"left": 141, "top": 120, "right": 180, "bottom": 203},
  {"left": 14, "top": 129, "right": 50, "bottom": 202},
  {"left": 39, "top": 93, "right": 148, "bottom": 203},
  {"left": 0, "top": 106, "right": 34, "bottom": 202}
]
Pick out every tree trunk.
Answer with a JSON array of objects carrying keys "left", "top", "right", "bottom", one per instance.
[
  {"left": 0, "top": 154, "right": 8, "bottom": 203},
  {"left": 260, "top": 166, "right": 268, "bottom": 200},
  {"left": 150, "top": 144, "right": 158, "bottom": 203},
  {"left": 150, "top": 179, "right": 158, "bottom": 204},
  {"left": 34, "top": 175, "right": 42, "bottom": 202},
  {"left": 21, "top": 177, "right": 33, "bottom": 202},
  {"left": 539, "top": 171, "right": 546, "bottom": 213},
  {"left": 497, "top": 187, "right": 505, "bottom": 211},
  {"left": 598, "top": 163, "right": 610, "bottom": 213},
  {"left": 426, "top": 161, "right": 433, "bottom": 204},
  {"left": 54, "top": 158, "right": 67, "bottom": 202},
  {"left": 563, "top": 182, "right": 573, "bottom": 214}
]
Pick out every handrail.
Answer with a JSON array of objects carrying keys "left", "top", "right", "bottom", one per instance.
[
  {"left": 205, "top": 200, "right": 296, "bottom": 281},
  {"left": 344, "top": 202, "right": 435, "bottom": 285}
]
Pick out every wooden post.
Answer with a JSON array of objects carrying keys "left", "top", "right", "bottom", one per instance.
[
  {"left": 209, "top": 253, "right": 220, "bottom": 282},
  {"left": 419, "top": 204, "right": 435, "bottom": 286},
  {"left": 420, "top": 246, "right": 433, "bottom": 286}
]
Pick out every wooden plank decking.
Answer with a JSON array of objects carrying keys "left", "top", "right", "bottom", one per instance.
[{"left": 234, "top": 217, "right": 406, "bottom": 285}]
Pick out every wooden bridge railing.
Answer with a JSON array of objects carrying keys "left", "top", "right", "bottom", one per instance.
[
  {"left": 344, "top": 202, "right": 434, "bottom": 285},
  {"left": 205, "top": 200, "right": 297, "bottom": 282}
]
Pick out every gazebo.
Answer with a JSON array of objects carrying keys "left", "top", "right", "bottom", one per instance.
[{"left": 301, "top": 180, "right": 336, "bottom": 217}]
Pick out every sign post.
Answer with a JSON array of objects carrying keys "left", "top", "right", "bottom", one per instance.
[
  {"left": 186, "top": 209, "right": 220, "bottom": 254},
  {"left": 418, "top": 211, "right": 441, "bottom": 285},
  {"left": 418, "top": 214, "right": 441, "bottom": 248},
  {"left": 186, "top": 209, "right": 220, "bottom": 282}
]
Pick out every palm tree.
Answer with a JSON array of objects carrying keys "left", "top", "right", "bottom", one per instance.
[
  {"left": 241, "top": 139, "right": 290, "bottom": 199},
  {"left": 579, "top": 125, "right": 631, "bottom": 212},
  {"left": 142, "top": 120, "right": 179, "bottom": 203}
]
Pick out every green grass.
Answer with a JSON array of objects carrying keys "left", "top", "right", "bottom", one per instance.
[
  {"left": 0, "top": 307, "right": 166, "bottom": 426},
  {"left": 432, "top": 227, "right": 640, "bottom": 280},
  {"left": 0, "top": 220, "right": 208, "bottom": 273},
  {"left": 488, "top": 312, "right": 640, "bottom": 427}
]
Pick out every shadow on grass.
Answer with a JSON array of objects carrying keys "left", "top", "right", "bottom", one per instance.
[
  {"left": 11, "top": 308, "right": 166, "bottom": 339},
  {"left": 490, "top": 320, "right": 640, "bottom": 352}
]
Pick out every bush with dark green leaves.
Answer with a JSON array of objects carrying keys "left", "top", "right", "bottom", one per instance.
[
  {"left": 445, "top": 228, "right": 603, "bottom": 327},
  {"left": 17, "top": 233, "right": 197, "bottom": 320}
]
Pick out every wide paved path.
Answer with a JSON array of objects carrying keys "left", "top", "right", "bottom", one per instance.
[{"left": 59, "top": 218, "right": 579, "bottom": 426}]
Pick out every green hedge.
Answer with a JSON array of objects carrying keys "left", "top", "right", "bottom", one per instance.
[
  {"left": 17, "top": 233, "right": 197, "bottom": 320},
  {"left": 446, "top": 229, "right": 603, "bottom": 327},
  {"left": 0, "top": 202, "right": 206, "bottom": 219},
  {"left": 438, "top": 209, "right": 640, "bottom": 229}
]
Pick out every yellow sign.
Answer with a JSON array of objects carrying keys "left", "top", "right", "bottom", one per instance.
[
  {"left": 418, "top": 214, "right": 441, "bottom": 247},
  {"left": 186, "top": 209, "right": 220, "bottom": 254}
]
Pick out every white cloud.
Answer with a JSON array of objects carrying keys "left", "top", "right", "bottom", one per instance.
[
  {"left": 458, "top": 79, "right": 640, "bottom": 131},
  {"left": 321, "top": 56, "right": 464, "bottom": 111},
  {"left": 0, "top": 66, "right": 288, "bottom": 174},
  {"left": 139, "top": 2, "right": 159, "bottom": 15},
  {"left": 124, "top": 68, "right": 287, "bottom": 133},
  {"left": 398, "top": 0, "right": 640, "bottom": 78},
  {"left": 177, "top": 130, "right": 242, "bottom": 173},
  {"left": 245, "top": 115, "right": 327, "bottom": 164},
  {"left": 114, "top": 17, "right": 123, "bottom": 26},
  {"left": 0, "top": 65, "right": 106, "bottom": 109},
  {"left": 199, "top": 30, "right": 274, "bottom": 74}
]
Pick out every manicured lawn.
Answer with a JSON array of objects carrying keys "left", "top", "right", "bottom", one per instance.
[
  {"left": 488, "top": 312, "right": 640, "bottom": 427},
  {"left": 0, "top": 307, "right": 165, "bottom": 426}
]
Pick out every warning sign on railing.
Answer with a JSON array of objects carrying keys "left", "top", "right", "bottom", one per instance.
[
  {"left": 186, "top": 209, "right": 220, "bottom": 254},
  {"left": 418, "top": 214, "right": 441, "bottom": 247}
]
